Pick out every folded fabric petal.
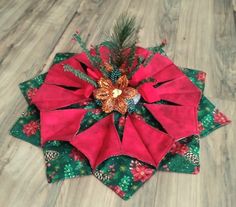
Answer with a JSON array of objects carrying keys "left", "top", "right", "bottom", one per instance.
[
  {"left": 32, "top": 84, "right": 86, "bottom": 111},
  {"left": 74, "top": 52, "right": 95, "bottom": 70},
  {"left": 152, "top": 64, "right": 184, "bottom": 83},
  {"left": 130, "top": 53, "right": 179, "bottom": 85},
  {"left": 40, "top": 109, "right": 87, "bottom": 145},
  {"left": 70, "top": 114, "right": 121, "bottom": 169},
  {"left": 145, "top": 104, "right": 199, "bottom": 140},
  {"left": 45, "top": 55, "right": 86, "bottom": 88},
  {"left": 139, "top": 75, "right": 201, "bottom": 106},
  {"left": 125, "top": 47, "right": 152, "bottom": 71},
  {"left": 87, "top": 67, "right": 102, "bottom": 80},
  {"left": 45, "top": 54, "right": 96, "bottom": 99},
  {"left": 122, "top": 115, "right": 174, "bottom": 167},
  {"left": 71, "top": 113, "right": 174, "bottom": 169}
]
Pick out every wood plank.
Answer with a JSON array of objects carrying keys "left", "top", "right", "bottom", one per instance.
[
  {"left": 174, "top": 0, "right": 236, "bottom": 101},
  {"left": 0, "top": 1, "right": 81, "bottom": 207},
  {"left": 200, "top": 98, "right": 235, "bottom": 207},
  {"left": 0, "top": 0, "right": 81, "bottom": 145}
]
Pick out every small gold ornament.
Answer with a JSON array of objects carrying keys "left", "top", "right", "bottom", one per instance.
[
  {"left": 112, "top": 89, "right": 122, "bottom": 98},
  {"left": 104, "top": 62, "right": 113, "bottom": 72}
]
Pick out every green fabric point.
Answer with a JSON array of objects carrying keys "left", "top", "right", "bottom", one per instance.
[
  {"left": 44, "top": 141, "right": 91, "bottom": 183},
  {"left": 10, "top": 105, "right": 41, "bottom": 147},
  {"left": 19, "top": 73, "right": 46, "bottom": 104},
  {"left": 53, "top": 53, "right": 75, "bottom": 64}
]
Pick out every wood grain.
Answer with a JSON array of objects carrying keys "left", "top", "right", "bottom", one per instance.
[{"left": 0, "top": 0, "right": 235, "bottom": 206}]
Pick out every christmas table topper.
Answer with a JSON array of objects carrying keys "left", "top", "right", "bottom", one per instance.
[{"left": 10, "top": 13, "right": 231, "bottom": 200}]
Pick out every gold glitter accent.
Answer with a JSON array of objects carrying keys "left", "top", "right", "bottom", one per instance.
[
  {"left": 120, "top": 62, "right": 127, "bottom": 74},
  {"left": 104, "top": 62, "right": 113, "bottom": 72}
]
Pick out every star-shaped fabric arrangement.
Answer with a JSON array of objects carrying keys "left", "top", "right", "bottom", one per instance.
[{"left": 10, "top": 14, "right": 230, "bottom": 200}]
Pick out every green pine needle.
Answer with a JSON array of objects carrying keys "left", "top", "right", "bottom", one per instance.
[
  {"left": 108, "top": 12, "right": 140, "bottom": 67},
  {"left": 73, "top": 33, "right": 101, "bottom": 67},
  {"left": 143, "top": 53, "right": 155, "bottom": 66},
  {"left": 63, "top": 64, "right": 98, "bottom": 88},
  {"left": 148, "top": 44, "right": 167, "bottom": 56},
  {"left": 94, "top": 44, "right": 109, "bottom": 77},
  {"left": 73, "top": 34, "right": 110, "bottom": 77},
  {"left": 137, "top": 77, "right": 156, "bottom": 87}
]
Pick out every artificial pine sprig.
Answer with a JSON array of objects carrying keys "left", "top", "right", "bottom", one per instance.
[
  {"left": 143, "top": 53, "right": 155, "bottom": 66},
  {"left": 73, "top": 32, "right": 100, "bottom": 66},
  {"left": 137, "top": 77, "right": 156, "bottom": 87},
  {"left": 63, "top": 64, "right": 98, "bottom": 88},
  {"left": 73, "top": 32, "right": 110, "bottom": 77},
  {"left": 108, "top": 12, "right": 140, "bottom": 67}
]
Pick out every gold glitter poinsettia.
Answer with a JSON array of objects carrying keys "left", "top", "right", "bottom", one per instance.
[{"left": 94, "top": 75, "right": 137, "bottom": 114}]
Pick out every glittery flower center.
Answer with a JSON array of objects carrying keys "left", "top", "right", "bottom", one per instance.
[
  {"left": 112, "top": 88, "right": 122, "bottom": 98},
  {"left": 93, "top": 75, "right": 137, "bottom": 114}
]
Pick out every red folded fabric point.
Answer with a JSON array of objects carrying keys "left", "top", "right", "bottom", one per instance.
[
  {"left": 45, "top": 55, "right": 86, "bottom": 88},
  {"left": 71, "top": 113, "right": 174, "bottom": 169},
  {"left": 70, "top": 114, "right": 121, "bottom": 169},
  {"left": 32, "top": 84, "right": 86, "bottom": 111},
  {"left": 139, "top": 75, "right": 202, "bottom": 105},
  {"left": 130, "top": 53, "right": 174, "bottom": 85},
  {"left": 144, "top": 104, "right": 199, "bottom": 140},
  {"left": 74, "top": 52, "right": 95, "bottom": 70},
  {"left": 40, "top": 109, "right": 87, "bottom": 145},
  {"left": 122, "top": 115, "right": 174, "bottom": 167}
]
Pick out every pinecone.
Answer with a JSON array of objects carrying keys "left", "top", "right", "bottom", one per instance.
[
  {"left": 127, "top": 99, "right": 135, "bottom": 113},
  {"left": 110, "top": 69, "right": 121, "bottom": 83},
  {"left": 95, "top": 99, "right": 102, "bottom": 107},
  {"left": 184, "top": 151, "right": 199, "bottom": 165},
  {"left": 94, "top": 170, "right": 109, "bottom": 182},
  {"left": 44, "top": 150, "right": 59, "bottom": 162}
]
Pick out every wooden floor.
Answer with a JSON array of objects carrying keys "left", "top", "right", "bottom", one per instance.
[{"left": 0, "top": 0, "right": 235, "bottom": 206}]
